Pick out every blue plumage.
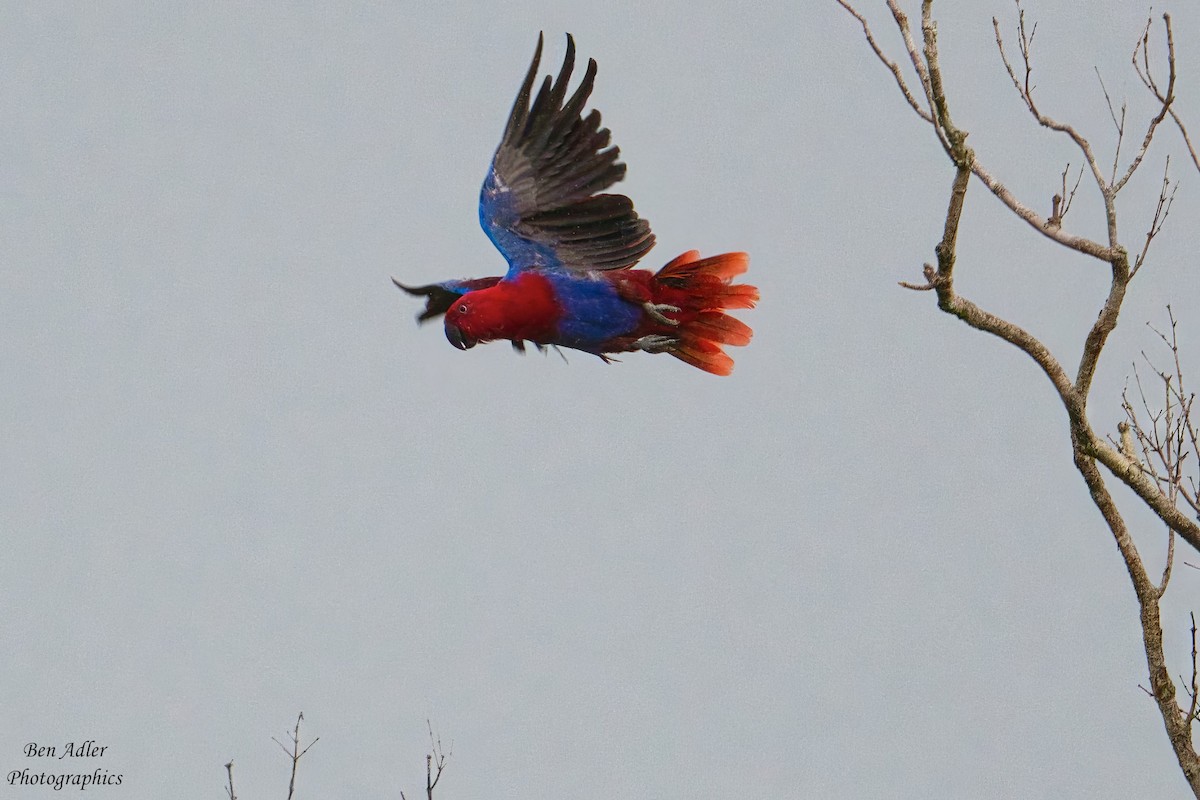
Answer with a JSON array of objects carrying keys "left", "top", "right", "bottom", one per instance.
[
  {"left": 543, "top": 272, "right": 641, "bottom": 347},
  {"left": 478, "top": 170, "right": 562, "bottom": 274},
  {"left": 477, "top": 33, "right": 654, "bottom": 278},
  {"left": 395, "top": 34, "right": 757, "bottom": 375}
]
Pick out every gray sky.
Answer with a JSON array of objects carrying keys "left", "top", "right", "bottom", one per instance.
[{"left": 3, "top": 2, "right": 1199, "bottom": 797}]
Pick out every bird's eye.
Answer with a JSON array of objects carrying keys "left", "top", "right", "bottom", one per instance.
[{"left": 457, "top": 303, "right": 469, "bottom": 314}]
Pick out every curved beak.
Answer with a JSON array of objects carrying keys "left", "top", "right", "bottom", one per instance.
[{"left": 444, "top": 322, "right": 476, "bottom": 350}]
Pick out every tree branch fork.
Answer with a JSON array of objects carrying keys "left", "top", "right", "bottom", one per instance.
[
  {"left": 838, "top": 0, "right": 1197, "bottom": 550},
  {"left": 837, "top": 0, "right": 1200, "bottom": 792}
]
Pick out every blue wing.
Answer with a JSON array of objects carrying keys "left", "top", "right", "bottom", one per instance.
[{"left": 479, "top": 34, "right": 655, "bottom": 275}]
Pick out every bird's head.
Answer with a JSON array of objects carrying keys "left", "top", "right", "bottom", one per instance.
[
  {"left": 443, "top": 292, "right": 501, "bottom": 350},
  {"left": 440, "top": 274, "right": 559, "bottom": 352}
]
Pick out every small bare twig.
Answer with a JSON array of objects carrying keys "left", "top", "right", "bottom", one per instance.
[
  {"left": 837, "top": 0, "right": 1115, "bottom": 259},
  {"left": 1046, "top": 163, "right": 1084, "bottom": 229},
  {"left": 993, "top": 2, "right": 1110, "bottom": 222},
  {"left": 899, "top": 263, "right": 937, "bottom": 291},
  {"left": 988, "top": 3, "right": 1116, "bottom": 256},
  {"left": 273, "top": 712, "right": 319, "bottom": 800},
  {"left": 1119, "top": 308, "right": 1200, "bottom": 595},
  {"left": 1171, "top": 110, "right": 1200, "bottom": 174},
  {"left": 1112, "top": 15, "right": 1177, "bottom": 195},
  {"left": 1094, "top": 67, "right": 1128, "bottom": 184},
  {"left": 224, "top": 761, "right": 236, "bottom": 800},
  {"left": 835, "top": 0, "right": 932, "bottom": 123},
  {"left": 1124, "top": 310, "right": 1200, "bottom": 522},
  {"left": 1187, "top": 613, "right": 1200, "bottom": 727},
  {"left": 1160, "top": 527, "right": 1177, "bottom": 595},
  {"left": 425, "top": 720, "right": 450, "bottom": 800},
  {"left": 1017, "top": 3, "right": 1038, "bottom": 102},
  {"left": 401, "top": 721, "right": 452, "bottom": 800},
  {"left": 1133, "top": 13, "right": 1200, "bottom": 175},
  {"left": 1132, "top": 157, "right": 1179, "bottom": 276}
]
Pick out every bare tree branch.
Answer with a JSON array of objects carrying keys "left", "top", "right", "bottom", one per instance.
[
  {"left": 835, "top": 0, "right": 932, "bottom": 123},
  {"left": 425, "top": 720, "right": 450, "bottom": 800},
  {"left": 1134, "top": 13, "right": 1200, "bottom": 174},
  {"left": 837, "top": 0, "right": 1200, "bottom": 542},
  {"left": 272, "top": 712, "right": 319, "bottom": 800},
  {"left": 1187, "top": 613, "right": 1200, "bottom": 728},
  {"left": 1071, "top": 442, "right": 1200, "bottom": 789},
  {"left": 401, "top": 721, "right": 452, "bottom": 800},
  {"left": 972, "top": 159, "right": 1115, "bottom": 258},
  {"left": 1132, "top": 159, "right": 1179, "bottom": 277},
  {"left": 1123, "top": 310, "right": 1200, "bottom": 523},
  {"left": 836, "top": 0, "right": 1200, "bottom": 792},
  {"left": 901, "top": 0, "right": 951, "bottom": 154},
  {"left": 1095, "top": 67, "right": 1129, "bottom": 185},
  {"left": 993, "top": 4, "right": 1116, "bottom": 248},
  {"left": 1046, "top": 163, "right": 1084, "bottom": 229},
  {"left": 1113, "top": 15, "right": 1178, "bottom": 194}
]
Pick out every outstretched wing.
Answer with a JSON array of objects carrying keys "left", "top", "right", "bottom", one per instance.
[
  {"left": 391, "top": 277, "right": 501, "bottom": 323},
  {"left": 480, "top": 34, "right": 655, "bottom": 274}
]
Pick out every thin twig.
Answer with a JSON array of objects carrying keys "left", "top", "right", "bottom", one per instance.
[
  {"left": 1159, "top": 527, "right": 1176, "bottom": 596},
  {"left": 427, "top": 721, "right": 451, "bottom": 800},
  {"left": 993, "top": 4, "right": 1113, "bottom": 234},
  {"left": 272, "top": 712, "right": 319, "bottom": 800},
  {"left": 1133, "top": 14, "right": 1198, "bottom": 175},
  {"left": 835, "top": 0, "right": 932, "bottom": 123},
  {"left": 1094, "top": 67, "right": 1128, "bottom": 185},
  {"left": 1113, "top": 15, "right": 1177, "bottom": 195},
  {"left": 403, "top": 721, "right": 452, "bottom": 800},
  {"left": 1132, "top": 157, "right": 1179, "bottom": 277},
  {"left": 1047, "top": 163, "right": 1084, "bottom": 229},
  {"left": 1187, "top": 613, "right": 1200, "bottom": 727}
]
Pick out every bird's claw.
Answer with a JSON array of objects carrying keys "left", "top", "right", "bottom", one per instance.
[
  {"left": 632, "top": 334, "right": 677, "bottom": 353},
  {"left": 642, "top": 302, "right": 681, "bottom": 326}
]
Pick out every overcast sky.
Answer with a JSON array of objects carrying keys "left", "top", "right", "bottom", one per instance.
[{"left": 3, "top": 2, "right": 1199, "bottom": 798}]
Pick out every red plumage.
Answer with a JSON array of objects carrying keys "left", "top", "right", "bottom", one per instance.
[
  {"left": 398, "top": 35, "right": 759, "bottom": 376},
  {"left": 439, "top": 251, "right": 758, "bottom": 375},
  {"left": 607, "top": 251, "right": 759, "bottom": 376}
]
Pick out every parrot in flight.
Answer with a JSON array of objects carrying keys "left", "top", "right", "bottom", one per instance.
[{"left": 394, "top": 34, "right": 757, "bottom": 375}]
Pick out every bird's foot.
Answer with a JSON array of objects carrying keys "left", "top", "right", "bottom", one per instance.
[
  {"left": 632, "top": 334, "right": 677, "bottom": 354},
  {"left": 642, "top": 302, "right": 681, "bottom": 326}
]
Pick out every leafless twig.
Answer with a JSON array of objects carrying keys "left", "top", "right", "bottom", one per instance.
[
  {"left": 1134, "top": 13, "right": 1200, "bottom": 174},
  {"left": 836, "top": 0, "right": 1200, "bottom": 791},
  {"left": 1132, "top": 158, "right": 1179, "bottom": 276},
  {"left": 1122, "top": 309, "right": 1200, "bottom": 528},
  {"left": 993, "top": 2, "right": 1113, "bottom": 243},
  {"left": 1112, "top": 15, "right": 1178, "bottom": 194},
  {"left": 1046, "top": 163, "right": 1084, "bottom": 229},
  {"left": 1185, "top": 613, "right": 1200, "bottom": 728},
  {"left": 835, "top": 0, "right": 932, "bottom": 124},
  {"left": 401, "top": 721, "right": 452, "bottom": 800},
  {"left": 1116, "top": 306, "right": 1200, "bottom": 595},
  {"left": 1094, "top": 67, "right": 1128, "bottom": 184},
  {"left": 273, "top": 712, "right": 319, "bottom": 800}
]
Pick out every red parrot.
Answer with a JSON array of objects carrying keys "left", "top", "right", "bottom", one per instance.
[{"left": 395, "top": 34, "right": 757, "bottom": 375}]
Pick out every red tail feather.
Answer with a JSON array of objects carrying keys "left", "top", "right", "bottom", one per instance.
[
  {"left": 650, "top": 251, "right": 758, "bottom": 375},
  {"left": 690, "top": 311, "right": 753, "bottom": 346},
  {"left": 657, "top": 250, "right": 750, "bottom": 281},
  {"left": 670, "top": 335, "right": 735, "bottom": 376}
]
